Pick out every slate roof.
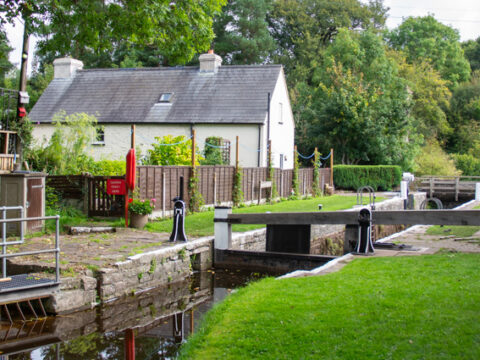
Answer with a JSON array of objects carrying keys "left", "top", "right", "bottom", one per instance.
[{"left": 29, "top": 65, "right": 283, "bottom": 125}]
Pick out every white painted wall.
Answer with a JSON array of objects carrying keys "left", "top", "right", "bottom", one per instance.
[
  {"left": 268, "top": 68, "right": 295, "bottom": 170},
  {"left": 33, "top": 123, "right": 263, "bottom": 166}
]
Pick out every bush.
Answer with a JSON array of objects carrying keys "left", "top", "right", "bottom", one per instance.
[
  {"left": 453, "top": 153, "right": 480, "bottom": 176},
  {"left": 89, "top": 160, "right": 126, "bottom": 176},
  {"left": 413, "top": 140, "right": 461, "bottom": 176},
  {"left": 334, "top": 165, "right": 402, "bottom": 191}
]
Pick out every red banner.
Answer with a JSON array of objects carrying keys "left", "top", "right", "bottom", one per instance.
[{"left": 107, "top": 179, "right": 126, "bottom": 195}]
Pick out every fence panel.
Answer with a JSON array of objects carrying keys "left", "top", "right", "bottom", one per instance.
[
  {"left": 88, "top": 176, "right": 124, "bottom": 217},
  {"left": 47, "top": 175, "right": 86, "bottom": 200}
]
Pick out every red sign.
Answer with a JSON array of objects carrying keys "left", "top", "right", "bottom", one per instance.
[{"left": 107, "top": 179, "right": 126, "bottom": 195}]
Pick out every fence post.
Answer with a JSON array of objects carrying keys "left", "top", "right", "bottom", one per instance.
[
  {"left": 330, "top": 148, "right": 334, "bottom": 188},
  {"left": 191, "top": 129, "right": 196, "bottom": 168},
  {"left": 236, "top": 136, "right": 239, "bottom": 169},
  {"left": 214, "top": 207, "right": 232, "bottom": 250},
  {"left": 476, "top": 183, "right": 480, "bottom": 201}
]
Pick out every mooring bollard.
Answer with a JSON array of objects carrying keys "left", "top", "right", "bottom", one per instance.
[
  {"left": 355, "top": 208, "right": 374, "bottom": 255},
  {"left": 170, "top": 176, "right": 188, "bottom": 242}
]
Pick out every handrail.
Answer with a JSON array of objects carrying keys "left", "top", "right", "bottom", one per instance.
[{"left": 0, "top": 213, "right": 60, "bottom": 283}]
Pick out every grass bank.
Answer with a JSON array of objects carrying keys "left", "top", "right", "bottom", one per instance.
[
  {"left": 179, "top": 253, "right": 480, "bottom": 359},
  {"left": 146, "top": 195, "right": 369, "bottom": 237}
]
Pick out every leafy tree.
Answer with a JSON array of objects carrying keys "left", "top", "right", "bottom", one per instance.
[
  {"left": 144, "top": 135, "right": 203, "bottom": 166},
  {"left": 0, "top": 25, "right": 14, "bottom": 87},
  {"left": 390, "top": 50, "right": 452, "bottom": 140},
  {"left": 299, "top": 29, "right": 417, "bottom": 169},
  {"left": 213, "top": 0, "right": 275, "bottom": 64},
  {"left": 446, "top": 71, "right": 480, "bottom": 154},
  {"left": 2, "top": 0, "right": 226, "bottom": 69},
  {"left": 25, "top": 63, "right": 53, "bottom": 111},
  {"left": 27, "top": 111, "right": 97, "bottom": 174},
  {"left": 462, "top": 37, "right": 480, "bottom": 72},
  {"left": 269, "top": 0, "right": 387, "bottom": 85},
  {"left": 386, "top": 16, "right": 471, "bottom": 89}
]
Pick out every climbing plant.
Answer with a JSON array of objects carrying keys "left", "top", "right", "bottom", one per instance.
[
  {"left": 291, "top": 148, "right": 300, "bottom": 199},
  {"left": 232, "top": 166, "right": 244, "bottom": 207},
  {"left": 312, "top": 148, "right": 321, "bottom": 197},
  {"left": 188, "top": 167, "right": 204, "bottom": 213}
]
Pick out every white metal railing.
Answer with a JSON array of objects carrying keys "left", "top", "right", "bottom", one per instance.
[{"left": 0, "top": 206, "right": 60, "bottom": 283}]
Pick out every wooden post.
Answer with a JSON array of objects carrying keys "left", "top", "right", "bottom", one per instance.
[
  {"left": 191, "top": 129, "right": 196, "bottom": 168},
  {"left": 162, "top": 172, "right": 166, "bottom": 218},
  {"left": 268, "top": 140, "right": 272, "bottom": 177},
  {"left": 213, "top": 172, "right": 217, "bottom": 205},
  {"left": 131, "top": 124, "right": 135, "bottom": 149},
  {"left": 330, "top": 148, "right": 334, "bottom": 187},
  {"left": 236, "top": 136, "right": 239, "bottom": 169}
]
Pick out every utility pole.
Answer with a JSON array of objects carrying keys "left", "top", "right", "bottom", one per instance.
[{"left": 16, "top": 10, "right": 31, "bottom": 168}]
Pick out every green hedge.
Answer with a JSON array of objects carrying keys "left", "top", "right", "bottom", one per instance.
[{"left": 334, "top": 165, "right": 402, "bottom": 191}]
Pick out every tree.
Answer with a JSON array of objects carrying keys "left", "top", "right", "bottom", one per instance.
[
  {"left": 462, "top": 37, "right": 480, "bottom": 72},
  {"left": 2, "top": 0, "right": 226, "bottom": 69},
  {"left": 213, "top": 0, "right": 275, "bottom": 64},
  {"left": 26, "top": 63, "right": 53, "bottom": 111},
  {"left": 389, "top": 50, "right": 452, "bottom": 140},
  {"left": 386, "top": 16, "right": 471, "bottom": 89},
  {"left": 446, "top": 71, "right": 480, "bottom": 154},
  {"left": 26, "top": 111, "right": 97, "bottom": 174},
  {"left": 299, "top": 29, "right": 417, "bottom": 169},
  {"left": 0, "top": 25, "right": 14, "bottom": 86},
  {"left": 269, "top": 0, "right": 387, "bottom": 85}
]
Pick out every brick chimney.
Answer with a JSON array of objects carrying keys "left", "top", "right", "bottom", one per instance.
[
  {"left": 53, "top": 57, "right": 84, "bottom": 79},
  {"left": 199, "top": 50, "right": 222, "bottom": 73}
]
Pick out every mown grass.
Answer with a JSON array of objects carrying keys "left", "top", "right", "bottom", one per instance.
[
  {"left": 145, "top": 195, "right": 371, "bottom": 237},
  {"left": 426, "top": 225, "right": 480, "bottom": 238},
  {"left": 179, "top": 253, "right": 480, "bottom": 360}
]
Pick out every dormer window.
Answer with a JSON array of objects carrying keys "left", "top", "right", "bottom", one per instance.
[{"left": 159, "top": 93, "right": 173, "bottom": 103}]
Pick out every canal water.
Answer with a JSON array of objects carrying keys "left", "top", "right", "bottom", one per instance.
[{"left": 1, "top": 269, "right": 278, "bottom": 359}]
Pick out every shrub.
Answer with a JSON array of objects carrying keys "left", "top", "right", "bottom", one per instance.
[
  {"left": 334, "top": 165, "right": 402, "bottom": 191},
  {"left": 201, "top": 136, "right": 227, "bottom": 165},
  {"left": 89, "top": 160, "right": 126, "bottom": 176},
  {"left": 453, "top": 153, "right": 480, "bottom": 176},
  {"left": 413, "top": 140, "right": 461, "bottom": 176}
]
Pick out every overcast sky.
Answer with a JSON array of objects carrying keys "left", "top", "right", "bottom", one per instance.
[{"left": 5, "top": 0, "right": 480, "bottom": 74}]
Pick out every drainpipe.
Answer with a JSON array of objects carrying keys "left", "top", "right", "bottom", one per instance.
[
  {"left": 257, "top": 125, "right": 261, "bottom": 167},
  {"left": 267, "top": 92, "right": 271, "bottom": 142}
]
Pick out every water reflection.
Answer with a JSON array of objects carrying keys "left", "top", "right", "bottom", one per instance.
[{"left": 0, "top": 269, "right": 273, "bottom": 359}]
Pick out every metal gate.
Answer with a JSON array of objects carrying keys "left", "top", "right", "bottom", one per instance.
[{"left": 88, "top": 176, "right": 125, "bottom": 217}]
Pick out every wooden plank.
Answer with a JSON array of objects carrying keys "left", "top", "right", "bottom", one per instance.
[{"left": 222, "top": 210, "right": 480, "bottom": 226}]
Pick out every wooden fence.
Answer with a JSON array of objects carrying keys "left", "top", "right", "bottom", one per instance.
[
  {"left": 137, "top": 166, "right": 331, "bottom": 214},
  {"left": 414, "top": 176, "right": 480, "bottom": 201},
  {"left": 47, "top": 166, "right": 332, "bottom": 217}
]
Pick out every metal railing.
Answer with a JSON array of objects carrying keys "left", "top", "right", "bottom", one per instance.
[{"left": 0, "top": 206, "right": 60, "bottom": 283}]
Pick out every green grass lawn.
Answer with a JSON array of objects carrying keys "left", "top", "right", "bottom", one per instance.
[
  {"left": 179, "top": 253, "right": 480, "bottom": 360},
  {"left": 426, "top": 225, "right": 480, "bottom": 238},
  {"left": 145, "top": 195, "right": 370, "bottom": 237}
]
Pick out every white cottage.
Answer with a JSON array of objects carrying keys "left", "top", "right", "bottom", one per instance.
[{"left": 29, "top": 51, "right": 295, "bottom": 169}]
